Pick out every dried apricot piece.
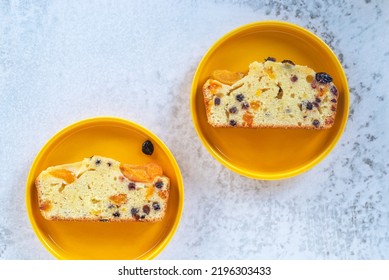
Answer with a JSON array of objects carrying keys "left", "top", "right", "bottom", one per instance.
[
  {"left": 40, "top": 200, "right": 52, "bottom": 212},
  {"left": 120, "top": 164, "right": 150, "bottom": 182},
  {"left": 264, "top": 67, "right": 275, "bottom": 79},
  {"left": 243, "top": 112, "right": 254, "bottom": 127},
  {"left": 109, "top": 194, "right": 128, "bottom": 205},
  {"left": 145, "top": 162, "right": 163, "bottom": 179},
  {"left": 211, "top": 70, "right": 244, "bottom": 85},
  {"left": 145, "top": 186, "right": 154, "bottom": 200},
  {"left": 250, "top": 101, "right": 260, "bottom": 110},
  {"left": 158, "top": 190, "right": 168, "bottom": 199},
  {"left": 120, "top": 162, "right": 163, "bottom": 182},
  {"left": 49, "top": 169, "right": 76, "bottom": 184}
]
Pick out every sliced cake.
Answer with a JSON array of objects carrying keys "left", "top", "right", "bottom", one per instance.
[{"left": 35, "top": 156, "right": 169, "bottom": 222}]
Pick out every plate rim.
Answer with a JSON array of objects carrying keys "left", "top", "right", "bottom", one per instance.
[
  {"left": 190, "top": 20, "right": 350, "bottom": 180},
  {"left": 25, "top": 116, "right": 184, "bottom": 259}
]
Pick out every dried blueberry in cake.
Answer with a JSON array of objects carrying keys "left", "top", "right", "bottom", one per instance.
[
  {"left": 315, "top": 72, "right": 333, "bottom": 84},
  {"left": 236, "top": 93, "right": 245, "bottom": 102},
  {"left": 214, "top": 97, "right": 221, "bottom": 105},
  {"left": 282, "top": 59, "right": 295, "bottom": 65},
  {"left": 291, "top": 75, "right": 298, "bottom": 82},
  {"left": 241, "top": 102, "right": 249, "bottom": 110},
  {"left": 229, "top": 107, "right": 238, "bottom": 114},
  {"left": 229, "top": 120, "right": 237, "bottom": 126},
  {"left": 95, "top": 159, "right": 101, "bottom": 165},
  {"left": 265, "top": 57, "right": 276, "bottom": 62},
  {"left": 312, "top": 119, "right": 320, "bottom": 128},
  {"left": 152, "top": 202, "right": 161, "bottom": 211},
  {"left": 131, "top": 207, "right": 139, "bottom": 216},
  {"left": 112, "top": 211, "right": 120, "bottom": 218},
  {"left": 128, "top": 182, "right": 136, "bottom": 190},
  {"left": 306, "top": 102, "right": 313, "bottom": 110},
  {"left": 331, "top": 86, "right": 338, "bottom": 96},
  {"left": 142, "top": 140, "right": 154, "bottom": 155},
  {"left": 154, "top": 180, "right": 164, "bottom": 189}
]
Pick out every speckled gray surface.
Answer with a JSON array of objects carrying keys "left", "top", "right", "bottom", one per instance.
[{"left": 0, "top": 0, "right": 388, "bottom": 259}]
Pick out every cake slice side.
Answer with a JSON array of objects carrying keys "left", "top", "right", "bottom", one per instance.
[
  {"left": 202, "top": 60, "right": 339, "bottom": 129},
  {"left": 35, "top": 156, "right": 169, "bottom": 222}
]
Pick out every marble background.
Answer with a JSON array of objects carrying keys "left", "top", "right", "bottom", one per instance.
[{"left": 0, "top": 0, "right": 388, "bottom": 259}]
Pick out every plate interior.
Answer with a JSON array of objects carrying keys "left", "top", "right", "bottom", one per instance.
[
  {"left": 192, "top": 23, "right": 348, "bottom": 178},
  {"left": 27, "top": 119, "right": 183, "bottom": 259}
]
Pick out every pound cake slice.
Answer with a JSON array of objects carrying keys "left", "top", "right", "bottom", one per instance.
[
  {"left": 35, "top": 156, "right": 170, "bottom": 222},
  {"left": 202, "top": 58, "right": 339, "bottom": 129}
]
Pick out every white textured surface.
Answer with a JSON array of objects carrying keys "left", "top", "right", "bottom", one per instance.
[{"left": 0, "top": 0, "right": 388, "bottom": 260}]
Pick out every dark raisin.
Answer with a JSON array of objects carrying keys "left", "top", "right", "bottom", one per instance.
[
  {"left": 107, "top": 162, "right": 112, "bottom": 167},
  {"left": 152, "top": 202, "right": 161, "bottom": 211},
  {"left": 131, "top": 208, "right": 139, "bottom": 216},
  {"left": 140, "top": 215, "right": 146, "bottom": 219},
  {"left": 142, "top": 140, "right": 154, "bottom": 155},
  {"left": 291, "top": 75, "right": 298, "bottom": 82},
  {"left": 134, "top": 214, "right": 140, "bottom": 220},
  {"left": 229, "top": 120, "right": 237, "bottom": 126},
  {"left": 236, "top": 93, "right": 244, "bottom": 102},
  {"left": 128, "top": 182, "right": 136, "bottom": 190},
  {"left": 154, "top": 181, "right": 164, "bottom": 189},
  {"left": 331, "top": 86, "right": 338, "bottom": 96},
  {"left": 315, "top": 72, "right": 333, "bottom": 84},
  {"left": 312, "top": 119, "right": 320, "bottom": 127},
  {"left": 143, "top": 205, "right": 150, "bottom": 215},
  {"left": 229, "top": 107, "right": 237, "bottom": 114},
  {"left": 265, "top": 57, "right": 276, "bottom": 62},
  {"left": 241, "top": 102, "right": 249, "bottom": 109},
  {"left": 315, "top": 97, "right": 321, "bottom": 103},
  {"left": 214, "top": 97, "right": 221, "bottom": 105},
  {"left": 313, "top": 102, "right": 319, "bottom": 108},
  {"left": 95, "top": 159, "right": 101, "bottom": 165},
  {"left": 282, "top": 59, "right": 295, "bottom": 65},
  {"left": 112, "top": 211, "right": 120, "bottom": 218},
  {"left": 306, "top": 102, "right": 313, "bottom": 110},
  {"left": 331, "top": 98, "right": 337, "bottom": 103}
]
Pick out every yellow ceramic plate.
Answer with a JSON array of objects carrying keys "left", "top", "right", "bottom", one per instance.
[
  {"left": 26, "top": 117, "right": 184, "bottom": 259},
  {"left": 191, "top": 21, "right": 349, "bottom": 180}
]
